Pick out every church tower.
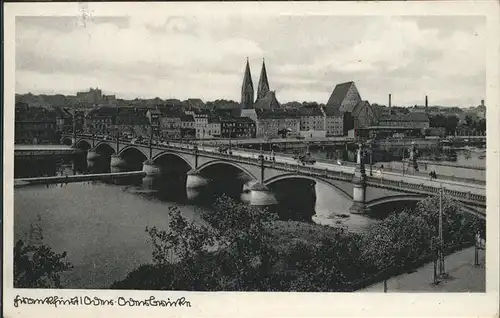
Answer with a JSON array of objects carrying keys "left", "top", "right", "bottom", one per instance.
[
  {"left": 257, "top": 59, "right": 270, "bottom": 100},
  {"left": 241, "top": 58, "right": 254, "bottom": 109}
]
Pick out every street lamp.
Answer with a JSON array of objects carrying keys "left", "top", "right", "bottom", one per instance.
[
  {"left": 437, "top": 182, "right": 446, "bottom": 278},
  {"left": 369, "top": 143, "right": 373, "bottom": 176}
]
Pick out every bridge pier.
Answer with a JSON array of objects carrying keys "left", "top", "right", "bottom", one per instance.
[
  {"left": 142, "top": 160, "right": 161, "bottom": 190},
  {"left": 110, "top": 155, "right": 127, "bottom": 173},
  {"left": 186, "top": 169, "right": 209, "bottom": 189},
  {"left": 349, "top": 145, "right": 370, "bottom": 215},
  {"left": 249, "top": 182, "right": 278, "bottom": 206},
  {"left": 110, "top": 155, "right": 128, "bottom": 184},
  {"left": 86, "top": 151, "right": 100, "bottom": 161}
]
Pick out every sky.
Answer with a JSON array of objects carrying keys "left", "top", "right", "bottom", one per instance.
[{"left": 15, "top": 14, "right": 485, "bottom": 107}]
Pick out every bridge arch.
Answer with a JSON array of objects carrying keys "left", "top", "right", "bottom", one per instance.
[
  {"left": 75, "top": 139, "right": 92, "bottom": 150},
  {"left": 366, "top": 194, "right": 486, "bottom": 219},
  {"left": 61, "top": 137, "right": 73, "bottom": 146},
  {"left": 151, "top": 151, "right": 194, "bottom": 169},
  {"left": 197, "top": 160, "right": 258, "bottom": 181},
  {"left": 366, "top": 194, "right": 427, "bottom": 208},
  {"left": 118, "top": 146, "right": 148, "bottom": 161},
  {"left": 263, "top": 173, "right": 353, "bottom": 200},
  {"left": 94, "top": 142, "right": 116, "bottom": 155}
]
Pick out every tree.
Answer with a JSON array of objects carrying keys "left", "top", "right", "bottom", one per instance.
[
  {"left": 145, "top": 206, "right": 217, "bottom": 265},
  {"left": 430, "top": 114, "right": 447, "bottom": 128},
  {"left": 142, "top": 195, "right": 279, "bottom": 291},
  {"left": 14, "top": 240, "right": 73, "bottom": 288},
  {"left": 414, "top": 195, "right": 482, "bottom": 246},
  {"left": 445, "top": 115, "right": 459, "bottom": 135},
  {"left": 360, "top": 212, "right": 433, "bottom": 272}
]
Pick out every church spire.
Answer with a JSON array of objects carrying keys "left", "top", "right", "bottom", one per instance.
[
  {"left": 257, "top": 58, "right": 270, "bottom": 100},
  {"left": 241, "top": 58, "right": 254, "bottom": 109}
]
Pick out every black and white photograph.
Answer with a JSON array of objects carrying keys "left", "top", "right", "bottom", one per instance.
[{"left": 3, "top": 2, "right": 499, "bottom": 317}]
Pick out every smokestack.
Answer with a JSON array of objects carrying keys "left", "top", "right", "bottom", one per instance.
[
  {"left": 388, "top": 94, "right": 392, "bottom": 115},
  {"left": 425, "top": 95, "right": 428, "bottom": 108},
  {"left": 481, "top": 99, "right": 484, "bottom": 107}
]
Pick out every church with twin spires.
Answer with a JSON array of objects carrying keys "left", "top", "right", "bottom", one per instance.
[{"left": 240, "top": 58, "right": 280, "bottom": 110}]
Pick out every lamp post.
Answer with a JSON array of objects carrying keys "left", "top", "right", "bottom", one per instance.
[
  {"left": 148, "top": 124, "right": 153, "bottom": 160},
  {"left": 438, "top": 182, "right": 446, "bottom": 278},
  {"left": 115, "top": 126, "right": 120, "bottom": 153}
]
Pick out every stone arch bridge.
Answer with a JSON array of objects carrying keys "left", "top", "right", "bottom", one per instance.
[{"left": 62, "top": 135, "right": 486, "bottom": 219}]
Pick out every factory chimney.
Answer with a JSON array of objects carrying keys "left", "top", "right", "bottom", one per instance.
[
  {"left": 388, "top": 94, "right": 392, "bottom": 115},
  {"left": 425, "top": 95, "right": 428, "bottom": 113}
]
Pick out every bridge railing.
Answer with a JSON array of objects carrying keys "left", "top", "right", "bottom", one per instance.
[
  {"left": 75, "top": 136, "right": 485, "bottom": 203},
  {"left": 366, "top": 176, "right": 486, "bottom": 204}
]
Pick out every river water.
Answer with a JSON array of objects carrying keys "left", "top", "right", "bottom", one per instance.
[{"left": 13, "top": 146, "right": 485, "bottom": 289}]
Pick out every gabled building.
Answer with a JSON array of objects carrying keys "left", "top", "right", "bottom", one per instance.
[
  {"left": 326, "top": 81, "right": 376, "bottom": 135},
  {"left": 327, "top": 81, "right": 362, "bottom": 112}
]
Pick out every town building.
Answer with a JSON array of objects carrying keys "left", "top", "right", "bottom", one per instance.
[
  {"left": 326, "top": 81, "right": 377, "bottom": 134},
  {"left": 297, "top": 105, "right": 325, "bottom": 132},
  {"left": 159, "top": 110, "right": 182, "bottom": 140},
  {"left": 77, "top": 87, "right": 103, "bottom": 105},
  {"left": 15, "top": 107, "right": 60, "bottom": 144},
  {"left": 84, "top": 106, "right": 117, "bottom": 135},
  {"left": 321, "top": 106, "right": 344, "bottom": 136},
  {"left": 206, "top": 115, "right": 221, "bottom": 138},
  {"left": 219, "top": 116, "right": 256, "bottom": 138},
  {"left": 52, "top": 107, "right": 73, "bottom": 133},
  {"left": 253, "top": 109, "right": 300, "bottom": 138},
  {"left": 377, "top": 112, "right": 430, "bottom": 130},
  {"left": 115, "top": 108, "right": 149, "bottom": 138},
  {"left": 180, "top": 115, "right": 196, "bottom": 139},
  {"left": 146, "top": 109, "right": 162, "bottom": 138}
]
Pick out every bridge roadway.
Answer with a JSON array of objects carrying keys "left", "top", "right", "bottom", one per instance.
[
  {"left": 152, "top": 141, "right": 485, "bottom": 196},
  {"left": 67, "top": 135, "right": 485, "bottom": 196},
  {"left": 60, "top": 134, "right": 486, "bottom": 217}
]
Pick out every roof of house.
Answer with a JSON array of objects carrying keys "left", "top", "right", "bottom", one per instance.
[
  {"left": 379, "top": 112, "right": 429, "bottom": 122},
  {"left": 254, "top": 91, "right": 280, "bottom": 110},
  {"left": 15, "top": 107, "right": 58, "bottom": 122},
  {"left": 180, "top": 115, "right": 195, "bottom": 122},
  {"left": 256, "top": 109, "right": 299, "bottom": 120},
  {"left": 322, "top": 105, "right": 343, "bottom": 117},
  {"left": 219, "top": 116, "right": 255, "bottom": 124},
  {"left": 86, "top": 106, "right": 117, "bottom": 117},
  {"left": 351, "top": 100, "right": 372, "bottom": 116},
  {"left": 326, "top": 81, "right": 356, "bottom": 107}
]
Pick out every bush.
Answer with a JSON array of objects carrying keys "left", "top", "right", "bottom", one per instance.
[{"left": 14, "top": 240, "right": 73, "bottom": 288}]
